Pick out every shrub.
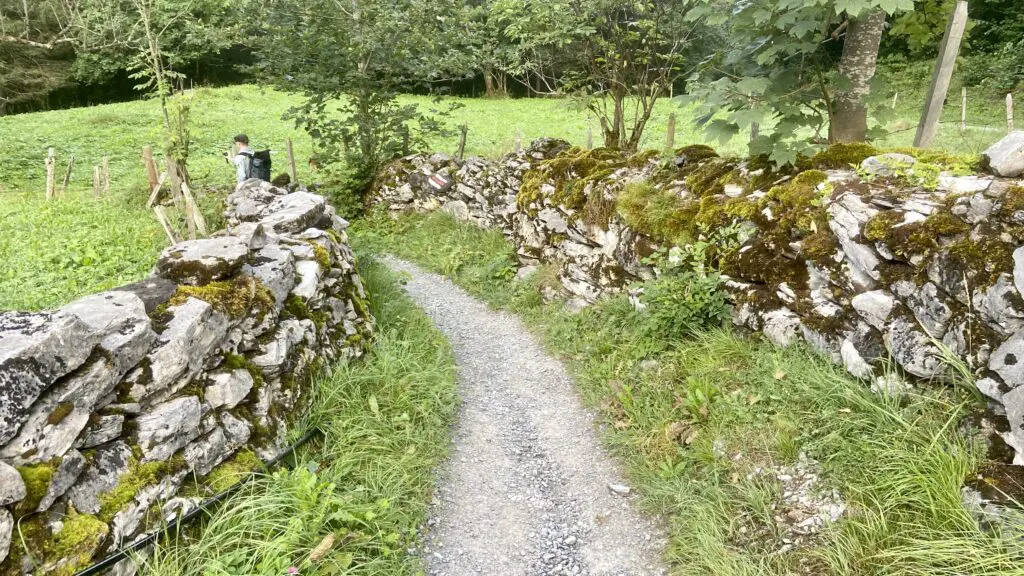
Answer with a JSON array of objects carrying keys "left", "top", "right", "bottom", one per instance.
[{"left": 637, "top": 243, "right": 730, "bottom": 340}]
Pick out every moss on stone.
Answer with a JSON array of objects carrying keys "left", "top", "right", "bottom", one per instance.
[
  {"left": 684, "top": 157, "right": 738, "bottom": 197},
  {"left": 673, "top": 144, "right": 719, "bottom": 164},
  {"left": 97, "top": 455, "right": 185, "bottom": 522},
  {"left": 945, "top": 237, "right": 1016, "bottom": 285},
  {"left": 169, "top": 275, "right": 275, "bottom": 320},
  {"left": 223, "top": 353, "right": 265, "bottom": 387},
  {"left": 802, "top": 230, "right": 840, "bottom": 264},
  {"left": 864, "top": 208, "right": 970, "bottom": 261},
  {"left": 615, "top": 181, "right": 691, "bottom": 243},
  {"left": 15, "top": 459, "right": 60, "bottom": 514},
  {"left": 48, "top": 509, "right": 109, "bottom": 576},
  {"left": 516, "top": 147, "right": 629, "bottom": 212},
  {"left": 283, "top": 294, "right": 330, "bottom": 331},
  {"left": 309, "top": 242, "right": 331, "bottom": 269},
  {"left": 803, "top": 142, "right": 879, "bottom": 169},
  {"left": 581, "top": 189, "right": 618, "bottom": 229},
  {"left": 202, "top": 449, "right": 263, "bottom": 493},
  {"left": 47, "top": 402, "right": 75, "bottom": 426}
]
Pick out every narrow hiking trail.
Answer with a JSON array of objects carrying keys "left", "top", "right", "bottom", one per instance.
[{"left": 384, "top": 257, "right": 667, "bottom": 576}]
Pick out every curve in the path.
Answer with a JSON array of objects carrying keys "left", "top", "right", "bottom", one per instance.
[{"left": 385, "top": 256, "right": 667, "bottom": 576}]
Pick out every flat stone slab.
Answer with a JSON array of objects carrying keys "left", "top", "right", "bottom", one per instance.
[
  {"left": 984, "top": 131, "right": 1024, "bottom": 177},
  {"left": 156, "top": 237, "right": 250, "bottom": 286},
  {"left": 259, "top": 192, "right": 327, "bottom": 233},
  {"left": 0, "top": 311, "right": 99, "bottom": 445}
]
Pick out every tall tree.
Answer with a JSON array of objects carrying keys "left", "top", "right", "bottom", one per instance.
[
  {"left": 494, "top": 0, "right": 712, "bottom": 150},
  {"left": 685, "top": 0, "right": 912, "bottom": 164},
  {"left": 0, "top": 0, "right": 75, "bottom": 114}
]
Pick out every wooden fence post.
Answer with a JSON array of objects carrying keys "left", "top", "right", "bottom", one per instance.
[
  {"left": 102, "top": 157, "right": 110, "bottom": 195},
  {"left": 514, "top": 129, "right": 522, "bottom": 154},
  {"left": 892, "top": 92, "right": 898, "bottom": 108},
  {"left": 45, "top": 148, "right": 56, "bottom": 200},
  {"left": 286, "top": 138, "right": 298, "bottom": 184},
  {"left": 153, "top": 206, "right": 177, "bottom": 244},
  {"left": 60, "top": 154, "right": 75, "bottom": 196},
  {"left": 665, "top": 113, "right": 676, "bottom": 151},
  {"left": 961, "top": 87, "right": 968, "bottom": 135},
  {"left": 586, "top": 126, "right": 593, "bottom": 149},
  {"left": 1008, "top": 93, "right": 1015, "bottom": 133},
  {"left": 457, "top": 124, "right": 468, "bottom": 160},
  {"left": 142, "top": 146, "right": 159, "bottom": 190},
  {"left": 914, "top": 0, "right": 969, "bottom": 147},
  {"left": 180, "top": 182, "right": 207, "bottom": 237},
  {"left": 93, "top": 167, "right": 101, "bottom": 197}
]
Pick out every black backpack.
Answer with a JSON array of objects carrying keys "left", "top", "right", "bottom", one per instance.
[{"left": 242, "top": 149, "right": 272, "bottom": 181}]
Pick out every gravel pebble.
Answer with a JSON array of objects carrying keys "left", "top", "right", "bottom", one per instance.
[{"left": 387, "top": 257, "right": 667, "bottom": 576}]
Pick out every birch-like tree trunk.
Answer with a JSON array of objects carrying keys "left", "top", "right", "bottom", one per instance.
[{"left": 830, "top": 9, "right": 887, "bottom": 143}]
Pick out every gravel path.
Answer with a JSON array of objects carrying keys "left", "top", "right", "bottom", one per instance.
[{"left": 385, "top": 257, "right": 667, "bottom": 576}]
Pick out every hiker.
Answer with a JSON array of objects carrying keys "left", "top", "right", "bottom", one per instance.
[{"left": 232, "top": 134, "right": 272, "bottom": 183}]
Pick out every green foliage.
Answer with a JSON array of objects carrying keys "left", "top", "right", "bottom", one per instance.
[
  {"left": 636, "top": 245, "right": 730, "bottom": 341},
  {"left": 684, "top": 0, "right": 912, "bottom": 164},
  {"left": 254, "top": 0, "right": 467, "bottom": 198},
  {"left": 142, "top": 256, "right": 459, "bottom": 575},
  {"left": 359, "top": 210, "right": 1019, "bottom": 576},
  {"left": 99, "top": 455, "right": 184, "bottom": 522}
]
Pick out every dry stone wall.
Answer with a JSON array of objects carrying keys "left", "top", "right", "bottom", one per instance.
[
  {"left": 369, "top": 135, "right": 1024, "bottom": 462},
  {"left": 0, "top": 179, "right": 373, "bottom": 575}
]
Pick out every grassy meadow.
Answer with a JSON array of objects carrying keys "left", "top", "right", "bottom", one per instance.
[
  {"left": 0, "top": 77, "right": 1014, "bottom": 310},
  {"left": 354, "top": 210, "right": 1024, "bottom": 576}
]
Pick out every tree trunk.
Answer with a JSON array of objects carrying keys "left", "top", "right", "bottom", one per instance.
[
  {"left": 483, "top": 67, "right": 495, "bottom": 97},
  {"left": 830, "top": 10, "right": 887, "bottom": 143},
  {"left": 496, "top": 72, "right": 508, "bottom": 97}
]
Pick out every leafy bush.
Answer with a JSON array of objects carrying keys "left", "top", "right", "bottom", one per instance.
[
  {"left": 636, "top": 242, "right": 729, "bottom": 341},
  {"left": 961, "top": 42, "right": 1024, "bottom": 93}
]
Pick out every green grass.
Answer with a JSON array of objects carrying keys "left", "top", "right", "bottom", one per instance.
[
  {"left": 139, "top": 255, "right": 458, "bottom": 575},
  {"left": 355, "top": 210, "right": 1024, "bottom": 576}
]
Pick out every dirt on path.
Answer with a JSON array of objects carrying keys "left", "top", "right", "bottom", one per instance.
[{"left": 385, "top": 257, "right": 667, "bottom": 576}]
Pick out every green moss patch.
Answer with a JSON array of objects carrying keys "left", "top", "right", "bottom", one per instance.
[
  {"left": 309, "top": 242, "right": 332, "bottom": 269},
  {"left": 283, "top": 294, "right": 330, "bottom": 331},
  {"left": 98, "top": 455, "right": 185, "bottom": 522},
  {"left": 5, "top": 509, "right": 109, "bottom": 576},
  {"left": 864, "top": 210, "right": 970, "bottom": 261},
  {"left": 616, "top": 181, "right": 692, "bottom": 244},
  {"left": 202, "top": 449, "right": 263, "bottom": 493},
  {"left": 517, "top": 147, "right": 630, "bottom": 211},
  {"left": 169, "top": 275, "right": 275, "bottom": 320},
  {"left": 15, "top": 459, "right": 60, "bottom": 515},
  {"left": 803, "top": 142, "right": 879, "bottom": 169}
]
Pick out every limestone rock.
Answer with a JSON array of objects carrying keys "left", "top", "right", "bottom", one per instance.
[
  {"left": 1014, "top": 247, "right": 1024, "bottom": 301},
  {"left": 1001, "top": 386, "right": 1024, "bottom": 465},
  {"left": 860, "top": 153, "right": 916, "bottom": 177},
  {"left": 885, "top": 317, "right": 944, "bottom": 379},
  {"left": 938, "top": 174, "right": 992, "bottom": 194},
  {"left": 245, "top": 243, "right": 296, "bottom": 311},
  {"left": 157, "top": 237, "right": 250, "bottom": 286},
  {"left": 62, "top": 291, "right": 156, "bottom": 378},
  {"left": 0, "top": 311, "right": 99, "bottom": 445},
  {"left": 851, "top": 291, "right": 895, "bottom": 331},
  {"left": 983, "top": 131, "right": 1024, "bottom": 177},
  {"left": 990, "top": 332, "right": 1024, "bottom": 388},
  {"left": 205, "top": 369, "right": 254, "bottom": 410},
  {"left": 763, "top": 309, "right": 801, "bottom": 347},
  {"left": 67, "top": 441, "right": 133, "bottom": 514},
  {"left": 292, "top": 259, "right": 322, "bottom": 301},
  {"left": 905, "top": 282, "right": 953, "bottom": 338},
  {"left": 973, "top": 274, "right": 1024, "bottom": 338},
  {"left": 0, "top": 509, "right": 11, "bottom": 565},
  {"left": 126, "top": 297, "right": 228, "bottom": 401},
  {"left": 182, "top": 427, "right": 234, "bottom": 477},
  {"left": 1, "top": 356, "right": 118, "bottom": 465},
  {"left": 976, "top": 377, "right": 1004, "bottom": 402},
  {"left": 441, "top": 200, "right": 470, "bottom": 221},
  {"left": 260, "top": 192, "right": 327, "bottom": 233},
  {"left": 0, "top": 461, "right": 25, "bottom": 506},
  {"left": 137, "top": 396, "right": 202, "bottom": 462},
  {"left": 840, "top": 339, "right": 873, "bottom": 379},
  {"left": 113, "top": 277, "right": 177, "bottom": 314},
  {"left": 76, "top": 414, "right": 124, "bottom": 449},
  {"left": 37, "top": 449, "right": 85, "bottom": 512}
]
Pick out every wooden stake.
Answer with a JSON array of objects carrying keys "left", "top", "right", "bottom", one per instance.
[
  {"left": 456, "top": 124, "right": 468, "bottom": 160},
  {"left": 147, "top": 171, "right": 168, "bottom": 207},
  {"left": 1008, "top": 93, "right": 1015, "bottom": 133},
  {"left": 102, "top": 156, "right": 110, "bottom": 195},
  {"left": 514, "top": 129, "right": 522, "bottom": 154},
  {"left": 914, "top": 0, "right": 969, "bottom": 147},
  {"left": 153, "top": 205, "right": 177, "bottom": 244},
  {"left": 892, "top": 92, "right": 898, "bottom": 108},
  {"left": 60, "top": 153, "right": 75, "bottom": 196},
  {"left": 45, "top": 147, "right": 56, "bottom": 200},
  {"left": 165, "top": 155, "right": 185, "bottom": 212},
  {"left": 665, "top": 113, "right": 676, "bottom": 151},
  {"left": 142, "top": 146, "right": 159, "bottom": 190},
  {"left": 180, "top": 182, "right": 207, "bottom": 236},
  {"left": 286, "top": 137, "right": 298, "bottom": 184},
  {"left": 93, "top": 166, "right": 101, "bottom": 197},
  {"left": 586, "top": 126, "right": 593, "bottom": 149},
  {"left": 961, "top": 87, "right": 968, "bottom": 135}
]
